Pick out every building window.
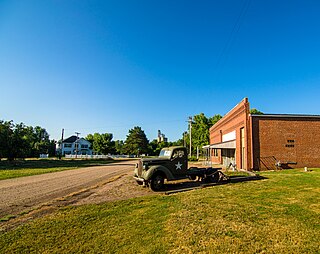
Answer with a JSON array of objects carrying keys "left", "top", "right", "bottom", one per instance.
[
  {"left": 64, "top": 144, "right": 72, "bottom": 148},
  {"left": 286, "top": 139, "right": 295, "bottom": 148},
  {"left": 81, "top": 144, "right": 88, "bottom": 149}
]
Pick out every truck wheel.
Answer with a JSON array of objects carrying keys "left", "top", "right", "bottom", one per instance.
[
  {"left": 209, "top": 172, "right": 220, "bottom": 183},
  {"left": 150, "top": 174, "right": 165, "bottom": 191},
  {"left": 189, "top": 175, "right": 197, "bottom": 181}
]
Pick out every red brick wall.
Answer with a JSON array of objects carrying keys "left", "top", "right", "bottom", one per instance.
[
  {"left": 251, "top": 116, "right": 320, "bottom": 169},
  {"left": 209, "top": 98, "right": 251, "bottom": 169}
]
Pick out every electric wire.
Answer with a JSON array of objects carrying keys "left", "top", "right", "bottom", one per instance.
[{"left": 214, "top": 0, "right": 251, "bottom": 80}]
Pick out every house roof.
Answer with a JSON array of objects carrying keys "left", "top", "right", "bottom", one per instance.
[{"left": 62, "top": 136, "right": 78, "bottom": 143}]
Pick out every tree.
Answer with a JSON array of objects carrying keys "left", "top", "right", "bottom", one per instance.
[
  {"left": 149, "top": 139, "right": 168, "bottom": 156},
  {"left": 31, "top": 126, "right": 51, "bottom": 156},
  {"left": 86, "top": 133, "right": 115, "bottom": 155},
  {"left": 124, "top": 126, "right": 149, "bottom": 156},
  {"left": 250, "top": 108, "right": 264, "bottom": 115},
  {"left": 0, "top": 120, "right": 13, "bottom": 160},
  {"left": 0, "top": 120, "right": 56, "bottom": 160},
  {"left": 192, "top": 113, "right": 211, "bottom": 151},
  {"left": 9, "top": 122, "right": 32, "bottom": 159},
  {"left": 185, "top": 113, "right": 222, "bottom": 156},
  {"left": 209, "top": 114, "right": 223, "bottom": 126},
  {"left": 115, "top": 140, "right": 125, "bottom": 155}
]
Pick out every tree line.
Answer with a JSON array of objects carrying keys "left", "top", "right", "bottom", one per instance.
[
  {"left": 86, "top": 109, "right": 262, "bottom": 157},
  {"left": 1, "top": 109, "right": 262, "bottom": 160},
  {"left": 85, "top": 126, "right": 183, "bottom": 156},
  {"left": 0, "top": 120, "right": 55, "bottom": 160},
  {"left": 85, "top": 114, "right": 223, "bottom": 157}
]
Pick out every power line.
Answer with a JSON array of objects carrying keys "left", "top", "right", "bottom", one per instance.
[{"left": 214, "top": 0, "right": 251, "bottom": 78}]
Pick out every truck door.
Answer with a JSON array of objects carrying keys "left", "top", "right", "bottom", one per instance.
[{"left": 171, "top": 148, "right": 188, "bottom": 176}]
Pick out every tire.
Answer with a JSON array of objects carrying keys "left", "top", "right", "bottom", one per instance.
[
  {"left": 189, "top": 175, "right": 197, "bottom": 181},
  {"left": 150, "top": 174, "right": 165, "bottom": 191},
  {"left": 209, "top": 172, "right": 220, "bottom": 183}
]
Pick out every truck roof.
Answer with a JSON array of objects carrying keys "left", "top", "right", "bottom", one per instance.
[{"left": 161, "top": 146, "right": 186, "bottom": 150}]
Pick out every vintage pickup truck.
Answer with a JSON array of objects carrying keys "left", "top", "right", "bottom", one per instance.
[{"left": 133, "top": 146, "right": 227, "bottom": 191}]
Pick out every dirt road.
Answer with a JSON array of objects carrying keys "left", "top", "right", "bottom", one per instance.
[{"left": 0, "top": 161, "right": 143, "bottom": 218}]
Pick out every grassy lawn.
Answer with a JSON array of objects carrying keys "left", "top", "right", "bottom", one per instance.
[
  {"left": 0, "top": 159, "right": 117, "bottom": 180},
  {"left": 0, "top": 168, "right": 319, "bottom": 253}
]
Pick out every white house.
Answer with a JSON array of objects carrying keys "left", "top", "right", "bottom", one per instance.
[{"left": 57, "top": 136, "right": 93, "bottom": 156}]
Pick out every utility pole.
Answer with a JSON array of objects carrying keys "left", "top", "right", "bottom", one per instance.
[
  {"left": 75, "top": 132, "right": 80, "bottom": 158},
  {"left": 59, "top": 128, "right": 64, "bottom": 159},
  {"left": 188, "top": 116, "right": 193, "bottom": 157}
]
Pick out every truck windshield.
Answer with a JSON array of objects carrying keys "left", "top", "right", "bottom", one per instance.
[{"left": 159, "top": 149, "right": 171, "bottom": 157}]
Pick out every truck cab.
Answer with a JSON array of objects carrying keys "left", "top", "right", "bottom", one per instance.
[
  {"left": 134, "top": 146, "right": 189, "bottom": 190},
  {"left": 134, "top": 146, "right": 225, "bottom": 191}
]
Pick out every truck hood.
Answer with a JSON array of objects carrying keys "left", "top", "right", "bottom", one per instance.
[{"left": 141, "top": 157, "right": 169, "bottom": 165}]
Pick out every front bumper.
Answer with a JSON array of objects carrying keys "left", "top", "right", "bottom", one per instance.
[{"left": 133, "top": 175, "right": 149, "bottom": 186}]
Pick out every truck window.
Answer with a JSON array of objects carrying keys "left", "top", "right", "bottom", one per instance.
[
  {"left": 172, "top": 149, "right": 185, "bottom": 159},
  {"left": 159, "top": 149, "right": 171, "bottom": 157}
]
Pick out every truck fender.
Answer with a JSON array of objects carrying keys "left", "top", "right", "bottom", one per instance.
[{"left": 144, "top": 165, "right": 175, "bottom": 181}]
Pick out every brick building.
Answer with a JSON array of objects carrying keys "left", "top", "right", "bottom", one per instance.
[{"left": 207, "top": 98, "right": 320, "bottom": 170}]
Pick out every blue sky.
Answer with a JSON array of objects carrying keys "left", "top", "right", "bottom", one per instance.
[{"left": 1, "top": 0, "right": 320, "bottom": 141}]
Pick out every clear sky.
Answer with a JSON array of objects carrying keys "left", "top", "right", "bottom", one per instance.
[{"left": 1, "top": 0, "right": 320, "bottom": 142}]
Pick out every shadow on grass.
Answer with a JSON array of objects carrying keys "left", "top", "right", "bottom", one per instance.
[
  {"left": 0, "top": 159, "right": 125, "bottom": 170},
  {"left": 163, "top": 175, "right": 267, "bottom": 194}
]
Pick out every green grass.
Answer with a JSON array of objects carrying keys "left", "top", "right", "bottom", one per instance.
[
  {"left": 0, "top": 159, "right": 117, "bottom": 180},
  {"left": 1, "top": 168, "right": 319, "bottom": 253}
]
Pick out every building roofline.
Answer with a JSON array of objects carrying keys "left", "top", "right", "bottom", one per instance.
[
  {"left": 209, "top": 97, "right": 248, "bottom": 131},
  {"left": 250, "top": 113, "right": 320, "bottom": 118},
  {"left": 222, "top": 97, "right": 248, "bottom": 119}
]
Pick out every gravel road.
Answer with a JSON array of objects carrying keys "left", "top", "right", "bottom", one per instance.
[{"left": 0, "top": 161, "right": 137, "bottom": 218}]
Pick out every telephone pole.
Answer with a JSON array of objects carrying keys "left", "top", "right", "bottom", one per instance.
[
  {"left": 75, "top": 132, "right": 80, "bottom": 158},
  {"left": 59, "top": 128, "right": 64, "bottom": 159},
  {"left": 188, "top": 116, "right": 193, "bottom": 157}
]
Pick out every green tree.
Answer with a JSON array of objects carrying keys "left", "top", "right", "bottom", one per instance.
[
  {"left": 124, "top": 126, "right": 149, "bottom": 156},
  {"left": 32, "top": 126, "right": 51, "bottom": 155},
  {"left": 209, "top": 114, "right": 223, "bottom": 126},
  {"left": 0, "top": 120, "right": 13, "bottom": 160},
  {"left": 86, "top": 133, "right": 115, "bottom": 155},
  {"left": 250, "top": 108, "right": 264, "bottom": 115},
  {"left": 115, "top": 140, "right": 125, "bottom": 155},
  {"left": 10, "top": 123, "right": 32, "bottom": 159},
  {"left": 0, "top": 120, "right": 54, "bottom": 160},
  {"left": 148, "top": 139, "right": 170, "bottom": 156},
  {"left": 47, "top": 140, "right": 57, "bottom": 157},
  {"left": 185, "top": 113, "right": 222, "bottom": 156}
]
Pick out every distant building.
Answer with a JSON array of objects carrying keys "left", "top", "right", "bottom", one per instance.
[
  {"left": 206, "top": 98, "right": 320, "bottom": 170},
  {"left": 157, "top": 130, "right": 168, "bottom": 143},
  {"left": 56, "top": 135, "right": 93, "bottom": 156}
]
